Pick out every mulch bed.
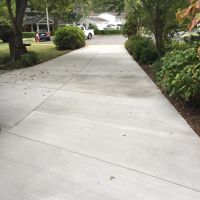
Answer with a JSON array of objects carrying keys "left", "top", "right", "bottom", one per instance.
[{"left": 140, "top": 64, "right": 200, "bottom": 137}]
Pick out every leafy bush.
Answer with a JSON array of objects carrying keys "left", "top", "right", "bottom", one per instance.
[
  {"left": 0, "top": 24, "right": 11, "bottom": 42},
  {"left": 171, "top": 63, "right": 200, "bottom": 101},
  {"left": 156, "top": 47, "right": 200, "bottom": 101},
  {"left": 122, "top": 12, "right": 138, "bottom": 37},
  {"left": 54, "top": 26, "right": 85, "bottom": 50},
  {"left": 152, "top": 59, "right": 163, "bottom": 73},
  {"left": 19, "top": 52, "right": 39, "bottom": 66},
  {"left": 88, "top": 24, "right": 99, "bottom": 35},
  {"left": 125, "top": 35, "right": 158, "bottom": 64},
  {"left": 22, "top": 32, "right": 35, "bottom": 38},
  {"left": 97, "top": 30, "right": 122, "bottom": 35}
]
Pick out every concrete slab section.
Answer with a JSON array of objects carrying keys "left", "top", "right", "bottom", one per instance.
[
  {"left": 86, "top": 35, "right": 126, "bottom": 45},
  {"left": 37, "top": 90, "right": 193, "bottom": 134},
  {"left": 9, "top": 111, "right": 200, "bottom": 191},
  {"left": 0, "top": 46, "right": 98, "bottom": 89},
  {"left": 0, "top": 133, "right": 200, "bottom": 200},
  {"left": 78, "top": 50, "right": 144, "bottom": 76},
  {"left": 62, "top": 75, "right": 160, "bottom": 97},
  {"left": 0, "top": 84, "right": 54, "bottom": 130}
]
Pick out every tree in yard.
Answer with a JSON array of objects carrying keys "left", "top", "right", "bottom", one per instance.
[
  {"left": 176, "top": 0, "right": 200, "bottom": 31},
  {"left": 0, "top": 0, "right": 11, "bottom": 43},
  {"left": 5, "top": 0, "right": 28, "bottom": 60},
  {"left": 29, "top": 0, "right": 88, "bottom": 30},
  {"left": 177, "top": 0, "right": 200, "bottom": 55},
  {"left": 126, "top": 0, "right": 189, "bottom": 56},
  {"left": 92, "top": 0, "right": 125, "bottom": 13}
]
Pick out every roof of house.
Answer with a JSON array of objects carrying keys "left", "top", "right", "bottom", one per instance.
[
  {"left": 23, "top": 16, "right": 54, "bottom": 25},
  {"left": 87, "top": 16, "right": 108, "bottom": 22},
  {"left": 99, "top": 12, "right": 125, "bottom": 17}
]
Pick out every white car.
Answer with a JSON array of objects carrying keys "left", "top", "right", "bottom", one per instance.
[
  {"left": 77, "top": 25, "right": 94, "bottom": 39},
  {"left": 104, "top": 24, "right": 121, "bottom": 30}
]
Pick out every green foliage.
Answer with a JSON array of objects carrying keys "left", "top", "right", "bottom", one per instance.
[
  {"left": 156, "top": 47, "right": 200, "bottom": 101},
  {"left": 92, "top": 0, "right": 125, "bottom": 13},
  {"left": 0, "top": 24, "right": 11, "bottom": 42},
  {"left": 88, "top": 24, "right": 99, "bottom": 34},
  {"left": 97, "top": 30, "right": 122, "bottom": 35},
  {"left": 54, "top": 26, "right": 85, "bottom": 50},
  {"left": 125, "top": 0, "right": 189, "bottom": 55},
  {"left": 125, "top": 35, "right": 158, "bottom": 64},
  {"left": 171, "top": 63, "right": 200, "bottom": 101},
  {"left": 122, "top": 14, "right": 137, "bottom": 37},
  {"left": 22, "top": 32, "right": 35, "bottom": 38},
  {"left": 19, "top": 52, "right": 39, "bottom": 66},
  {"left": 29, "top": 0, "right": 87, "bottom": 25},
  {"left": 0, "top": 0, "right": 12, "bottom": 26},
  {"left": 152, "top": 59, "right": 163, "bottom": 74}
]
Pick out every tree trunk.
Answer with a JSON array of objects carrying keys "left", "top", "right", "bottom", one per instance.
[
  {"left": 8, "top": 29, "right": 27, "bottom": 61},
  {"left": 6, "top": 0, "right": 28, "bottom": 60},
  {"left": 154, "top": 19, "right": 164, "bottom": 57},
  {"left": 14, "top": 30, "right": 27, "bottom": 60},
  {"left": 154, "top": 29, "right": 164, "bottom": 57}
]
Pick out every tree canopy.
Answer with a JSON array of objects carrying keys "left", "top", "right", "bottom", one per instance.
[
  {"left": 91, "top": 0, "right": 125, "bottom": 13},
  {"left": 125, "top": 0, "right": 189, "bottom": 55}
]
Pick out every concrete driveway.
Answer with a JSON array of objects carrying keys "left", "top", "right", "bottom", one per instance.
[{"left": 0, "top": 35, "right": 200, "bottom": 200}]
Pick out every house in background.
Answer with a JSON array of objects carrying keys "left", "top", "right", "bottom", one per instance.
[
  {"left": 79, "top": 12, "right": 125, "bottom": 30},
  {"left": 98, "top": 12, "right": 125, "bottom": 26},
  {"left": 23, "top": 16, "right": 54, "bottom": 32},
  {"left": 23, "top": 8, "right": 55, "bottom": 32},
  {"left": 79, "top": 14, "right": 109, "bottom": 30}
]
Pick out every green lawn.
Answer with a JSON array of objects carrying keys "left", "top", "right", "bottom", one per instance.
[{"left": 0, "top": 41, "right": 70, "bottom": 69}]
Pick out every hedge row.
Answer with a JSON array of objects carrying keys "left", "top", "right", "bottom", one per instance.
[
  {"left": 22, "top": 32, "right": 35, "bottom": 38},
  {"left": 125, "top": 35, "right": 158, "bottom": 64},
  {"left": 95, "top": 29, "right": 122, "bottom": 35}
]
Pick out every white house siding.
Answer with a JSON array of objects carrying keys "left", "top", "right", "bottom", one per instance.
[
  {"left": 98, "top": 13, "right": 125, "bottom": 25},
  {"left": 79, "top": 17, "right": 109, "bottom": 30}
]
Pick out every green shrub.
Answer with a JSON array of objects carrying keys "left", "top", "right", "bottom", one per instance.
[
  {"left": 156, "top": 47, "right": 200, "bottom": 101},
  {"left": 0, "top": 24, "right": 11, "bottom": 42},
  {"left": 122, "top": 12, "right": 138, "bottom": 37},
  {"left": 54, "top": 26, "right": 85, "bottom": 50},
  {"left": 97, "top": 30, "right": 122, "bottom": 35},
  {"left": 88, "top": 24, "right": 99, "bottom": 35},
  {"left": 19, "top": 52, "right": 39, "bottom": 66},
  {"left": 152, "top": 59, "right": 163, "bottom": 74},
  {"left": 170, "top": 63, "right": 200, "bottom": 101},
  {"left": 140, "top": 47, "right": 158, "bottom": 64},
  {"left": 125, "top": 35, "right": 158, "bottom": 64},
  {"left": 22, "top": 32, "right": 35, "bottom": 38}
]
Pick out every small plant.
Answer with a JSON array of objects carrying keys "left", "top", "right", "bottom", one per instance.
[
  {"left": 19, "top": 52, "right": 39, "bottom": 66},
  {"left": 54, "top": 26, "right": 85, "bottom": 50},
  {"left": 22, "top": 32, "right": 35, "bottom": 38},
  {"left": 97, "top": 30, "right": 122, "bottom": 35},
  {"left": 156, "top": 47, "right": 200, "bottom": 102},
  {"left": 125, "top": 35, "right": 158, "bottom": 64},
  {"left": 0, "top": 24, "right": 11, "bottom": 42},
  {"left": 88, "top": 24, "right": 99, "bottom": 35}
]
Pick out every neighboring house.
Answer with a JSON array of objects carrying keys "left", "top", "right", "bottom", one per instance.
[
  {"left": 98, "top": 12, "right": 125, "bottom": 26},
  {"left": 79, "top": 12, "right": 125, "bottom": 30},
  {"left": 23, "top": 16, "right": 54, "bottom": 32},
  {"left": 79, "top": 15, "right": 109, "bottom": 30},
  {"left": 23, "top": 8, "right": 54, "bottom": 32}
]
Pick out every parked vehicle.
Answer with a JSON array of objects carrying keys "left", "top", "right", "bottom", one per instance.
[
  {"left": 104, "top": 24, "right": 121, "bottom": 30},
  {"left": 77, "top": 25, "right": 94, "bottom": 39},
  {"left": 35, "top": 30, "right": 51, "bottom": 42}
]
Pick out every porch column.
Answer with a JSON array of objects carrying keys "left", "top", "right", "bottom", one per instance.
[
  {"left": 31, "top": 24, "right": 34, "bottom": 32},
  {"left": 36, "top": 23, "right": 39, "bottom": 32}
]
